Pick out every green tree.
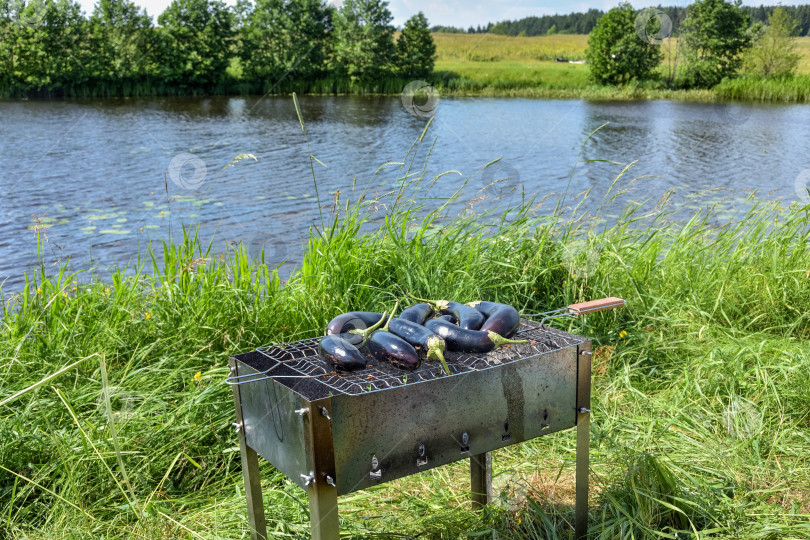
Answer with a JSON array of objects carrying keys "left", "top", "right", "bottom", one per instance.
[
  {"left": 0, "top": 0, "right": 17, "bottom": 90},
  {"left": 156, "top": 0, "right": 234, "bottom": 88},
  {"left": 239, "top": 0, "right": 331, "bottom": 87},
  {"left": 585, "top": 3, "right": 662, "bottom": 85},
  {"left": 743, "top": 6, "right": 800, "bottom": 78},
  {"left": 396, "top": 11, "right": 435, "bottom": 78},
  {"left": 8, "top": 0, "right": 90, "bottom": 93},
  {"left": 489, "top": 21, "right": 508, "bottom": 35},
  {"left": 332, "top": 0, "right": 395, "bottom": 81},
  {"left": 88, "top": 0, "right": 154, "bottom": 82},
  {"left": 677, "top": 0, "right": 750, "bottom": 88}
]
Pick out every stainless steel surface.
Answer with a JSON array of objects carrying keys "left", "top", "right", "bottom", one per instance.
[
  {"left": 575, "top": 342, "right": 593, "bottom": 540},
  {"left": 308, "top": 481, "right": 339, "bottom": 540},
  {"left": 471, "top": 452, "right": 493, "bottom": 509},
  {"left": 236, "top": 361, "right": 310, "bottom": 488},
  {"left": 229, "top": 309, "right": 617, "bottom": 540},
  {"left": 304, "top": 398, "right": 340, "bottom": 540},
  {"left": 229, "top": 358, "right": 268, "bottom": 540},
  {"left": 329, "top": 344, "right": 578, "bottom": 495}
]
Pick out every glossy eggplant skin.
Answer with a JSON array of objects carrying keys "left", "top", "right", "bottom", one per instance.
[
  {"left": 471, "top": 301, "right": 520, "bottom": 338},
  {"left": 437, "top": 314, "right": 457, "bottom": 324},
  {"left": 399, "top": 303, "right": 434, "bottom": 325},
  {"left": 318, "top": 335, "right": 367, "bottom": 371},
  {"left": 441, "top": 301, "right": 485, "bottom": 330},
  {"left": 326, "top": 311, "right": 384, "bottom": 335},
  {"left": 388, "top": 318, "right": 443, "bottom": 357},
  {"left": 365, "top": 331, "right": 420, "bottom": 370},
  {"left": 425, "top": 318, "right": 494, "bottom": 353}
]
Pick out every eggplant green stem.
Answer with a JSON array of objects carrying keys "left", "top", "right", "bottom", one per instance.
[
  {"left": 487, "top": 331, "right": 528, "bottom": 349},
  {"left": 406, "top": 292, "right": 449, "bottom": 311},
  {"left": 381, "top": 300, "right": 399, "bottom": 332},
  {"left": 426, "top": 336, "right": 451, "bottom": 375},
  {"left": 349, "top": 310, "right": 388, "bottom": 341}
]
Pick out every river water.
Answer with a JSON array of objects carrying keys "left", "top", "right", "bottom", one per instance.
[{"left": 1, "top": 96, "right": 808, "bottom": 290}]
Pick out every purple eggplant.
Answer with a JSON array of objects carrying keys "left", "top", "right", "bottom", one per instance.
[
  {"left": 326, "top": 311, "right": 385, "bottom": 335},
  {"left": 440, "top": 301, "right": 485, "bottom": 330},
  {"left": 388, "top": 318, "right": 450, "bottom": 374},
  {"left": 407, "top": 294, "right": 484, "bottom": 330},
  {"left": 365, "top": 331, "right": 420, "bottom": 370},
  {"left": 425, "top": 318, "right": 527, "bottom": 353},
  {"left": 399, "top": 303, "right": 434, "bottom": 325},
  {"left": 468, "top": 301, "right": 520, "bottom": 338},
  {"left": 318, "top": 335, "right": 367, "bottom": 371}
]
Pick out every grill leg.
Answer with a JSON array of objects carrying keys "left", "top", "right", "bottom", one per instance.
[
  {"left": 308, "top": 483, "right": 340, "bottom": 540},
  {"left": 241, "top": 444, "right": 268, "bottom": 540},
  {"left": 470, "top": 451, "right": 492, "bottom": 509},
  {"left": 230, "top": 359, "right": 267, "bottom": 540},
  {"left": 575, "top": 344, "right": 592, "bottom": 540},
  {"left": 575, "top": 409, "right": 589, "bottom": 540}
]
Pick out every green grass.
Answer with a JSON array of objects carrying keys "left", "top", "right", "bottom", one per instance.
[
  {"left": 714, "top": 75, "right": 810, "bottom": 102},
  {"left": 2, "top": 123, "right": 810, "bottom": 538}
]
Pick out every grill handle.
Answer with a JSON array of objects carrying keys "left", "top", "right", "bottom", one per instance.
[
  {"left": 523, "top": 297, "right": 625, "bottom": 326},
  {"left": 568, "top": 297, "right": 625, "bottom": 316}
]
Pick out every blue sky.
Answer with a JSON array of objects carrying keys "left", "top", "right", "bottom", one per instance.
[{"left": 74, "top": 0, "right": 764, "bottom": 28}]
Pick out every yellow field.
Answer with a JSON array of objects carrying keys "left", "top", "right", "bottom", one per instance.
[
  {"left": 794, "top": 35, "right": 810, "bottom": 73},
  {"left": 434, "top": 33, "right": 589, "bottom": 63}
]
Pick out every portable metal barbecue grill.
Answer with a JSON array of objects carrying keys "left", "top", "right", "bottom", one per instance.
[{"left": 228, "top": 297, "right": 625, "bottom": 540}]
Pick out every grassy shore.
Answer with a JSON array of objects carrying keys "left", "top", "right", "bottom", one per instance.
[
  {"left": 5, "top": 32, "right": 809, "bottom": 101},
  {"left": 1, "top": 125, "right": 809, "bottom": 538},
  {"left": 433, "top": 33, "right": 810, "bottom": 102}
]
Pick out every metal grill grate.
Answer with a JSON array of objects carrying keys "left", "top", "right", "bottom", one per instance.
[{"left": 236, "top": 319, "right": 583, "bottom": 396}]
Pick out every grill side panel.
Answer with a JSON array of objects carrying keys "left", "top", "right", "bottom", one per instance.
[
  {"left": 330, "top": 345, "right": 578, "bottom": 495},
  {"left": 234, "top": 358, "right": 309, "bottom": 487}
]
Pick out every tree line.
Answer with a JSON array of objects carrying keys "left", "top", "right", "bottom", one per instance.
[
  {"left": 0, "top": 0, "right": 436, "bottom": 97},
  {"left": 434, "top": 4, "right": 810, "bottom": 37},
  {"left": 587, "top": 1, "right": 803, "bottom": 89}
]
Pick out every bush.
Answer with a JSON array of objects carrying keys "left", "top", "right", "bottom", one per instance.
[
  {"left": 396, "top": 12, "right": 436, "bottom": 79},
  {"left": 743, "top": 6, "right": 800, "bottom": 78},
  {"left": 586, "top": 3, "right": 662, "bottom": 86},
  {"left": 677, "top": 0, "right": 750, "bottom": 88}
]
